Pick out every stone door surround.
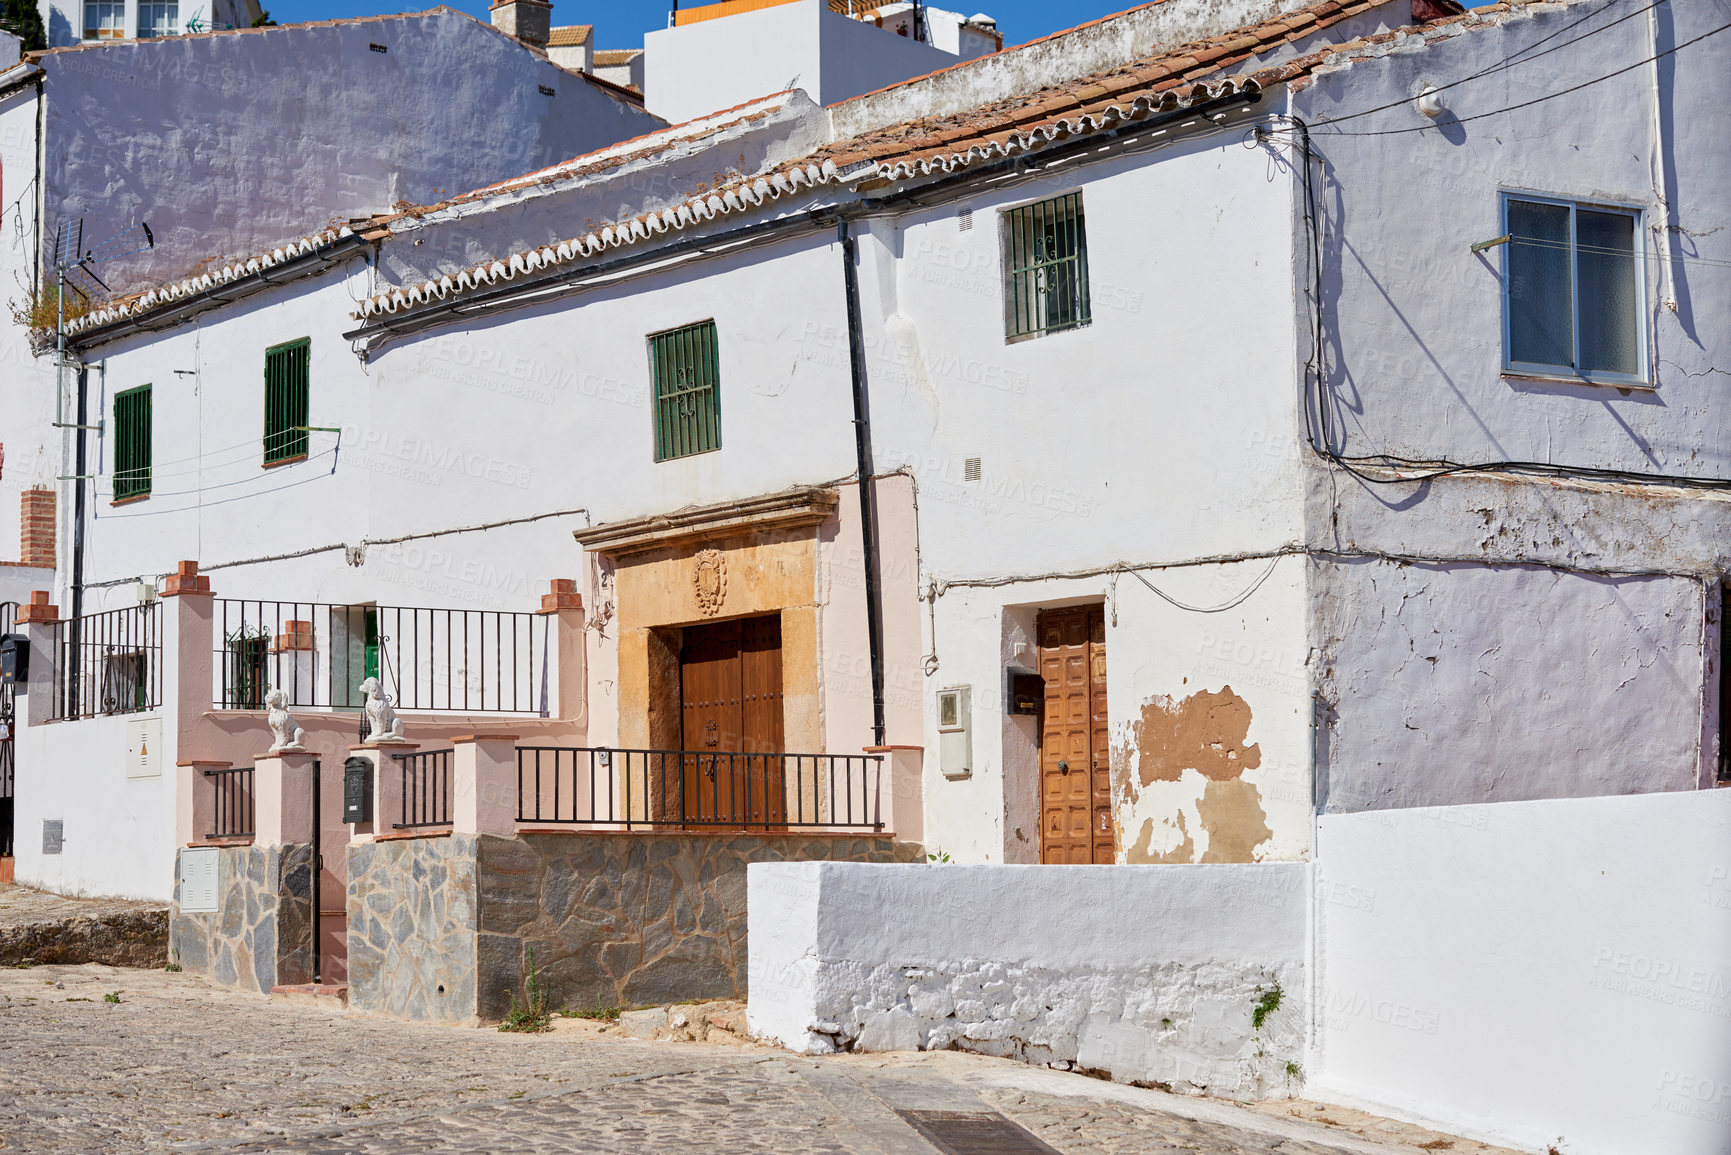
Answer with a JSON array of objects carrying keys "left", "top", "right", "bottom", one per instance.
[{"left": 576, "top": 489, "right": 839, "bottom": 755}]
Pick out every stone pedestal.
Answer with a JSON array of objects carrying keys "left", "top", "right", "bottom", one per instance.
[{"left": 255, "top": 751, "right": 317, "bottom": 848}]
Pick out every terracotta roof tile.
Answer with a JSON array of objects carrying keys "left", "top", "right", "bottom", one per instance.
[{"left": 547, "top": 24, "right": 592, "bottom": 47}]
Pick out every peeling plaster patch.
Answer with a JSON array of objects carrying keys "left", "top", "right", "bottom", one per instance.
[
  {"left": 1131, "top": 686, "right": 1262, "bottom": 786},
  {"left": 1197, "top": 780, "right": 1272, "bottom": 863},
  {"left": 1126, "top": 812, "right": 1194, "bottom": 864}
]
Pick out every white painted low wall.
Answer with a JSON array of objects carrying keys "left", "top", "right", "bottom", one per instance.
[
  {"left": 1313, "top": 789, "right": 1731, "bottom": 1155},
  {"left": 747, "top": 862, "right": 1308, "bottom": 1099}
]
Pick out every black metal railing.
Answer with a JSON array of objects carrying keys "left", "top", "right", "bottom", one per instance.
[
  {"left": 394, "top": 748, "right": 453, "bottom": 829},
  {"left": 204, "top": 765, "right": 255, "bottom": 840},
  {"left": 212, "top": 600, "right": 545, "bottom": 716},
  {"left": 516, "top": 747, "right": 883, "bottom": 831},
  {"left": 49, "top": 604, "right": 162, "bottom": 721},
  {"left": 0, "top": 600, "right": 14, "bottom": 859}
]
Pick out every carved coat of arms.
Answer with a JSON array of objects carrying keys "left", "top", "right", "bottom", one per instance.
[{"left": 693, "top": 548, "right": 728, "bottom": 616}]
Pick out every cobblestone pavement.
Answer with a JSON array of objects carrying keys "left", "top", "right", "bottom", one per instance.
[{"left": 0, "top": 965, "right": 1520, "bottom": 1155}]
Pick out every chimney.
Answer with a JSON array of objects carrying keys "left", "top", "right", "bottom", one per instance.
[
  {"left": 20, "top": 487, "right": 54, "bottom": 570},
  {"left": 490, "top": 0, "right": 551, "bottom": 48}
]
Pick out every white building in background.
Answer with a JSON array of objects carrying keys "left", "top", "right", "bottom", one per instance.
[
  {"left": 5, "top": 0, "right": 1731, "bottom": 1150},
  {"left": 644, "top": 0, "right": 999, "bottom": 124},
  {"left": 35, "top": 0, "right": 262, "bottom": 45}
]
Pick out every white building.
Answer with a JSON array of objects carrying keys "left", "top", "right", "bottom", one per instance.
[
  {"left": 644, "top": 0, "right": 999, "bottom": 124},
  {"left": 5, "top": 0, "right": 1731, "bottom": 1151}
]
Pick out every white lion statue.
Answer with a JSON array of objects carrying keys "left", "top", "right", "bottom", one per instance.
[
  {"left": 265, "top": 688, "right": 306, "bottom": 753},
  {"left": 359, "top": 676, "right": 407, "bottom": 743}
]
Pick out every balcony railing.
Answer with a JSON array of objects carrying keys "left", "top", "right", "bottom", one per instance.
[
  {"left": 394, "top": 748, "right": 453, "bottom": 829},
  {"left": 516, "top": 747, "right": 883, "bottom": 831},
  {"left": 204, "top": 765, "right": 255, "bottom": 840},
  {"left": 212, "top": 600, "right": 545, "bottom": 716},
  {"left": 48, "top": 604, "right": 163, "bottom": 721}
]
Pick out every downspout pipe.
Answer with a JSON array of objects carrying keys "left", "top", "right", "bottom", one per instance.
[
  {"left": 838, "top": 218, "right": 886, "bottom": 747},
  {"left": 68, "top": 362, "right": 88, "bottom": 717}
]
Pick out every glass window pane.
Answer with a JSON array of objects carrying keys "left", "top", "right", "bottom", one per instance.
[
  {"left": 1576, "top": 209, "right": 1639, "bottom": 376},
  {"left": 1507, "top": 199, "right": 1573, "bottom": 369},
  {"left": 84, "top": 0, "right": 123, "bottom": 38},
  {"left": 138, "top": 1, "right": 179, "bottom": 37}
]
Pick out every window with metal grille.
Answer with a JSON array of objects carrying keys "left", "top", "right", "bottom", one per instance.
[
  {"left": 649, "top": 320, "right": 721, "bottom": 461},
  {"left": 263, "top": 339, "right": 311, "bottom": 464},
  {"left": 113, "top": 385, "right": 151, "bottom": 501},
  {"left": 1004, "top": 192, "right": 1090, "bottom": 339},
  {"left": 1503, "top": 193, "right": 1644, "bottom": 383}
]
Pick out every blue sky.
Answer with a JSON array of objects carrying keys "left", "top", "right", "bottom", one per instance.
[{"left": 257, "top": 0, "right": 1119, "bottom": 54}]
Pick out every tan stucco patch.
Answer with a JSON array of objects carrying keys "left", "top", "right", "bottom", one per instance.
[
  {"left": 1196, "top": 779, "right": 1272, "bottom": 863},
  {"left": 1125, "top": 812, "right": 1195, "bottom": 864},
  {"left": 1130, "top": 686, "right": 1262, "bottom": 786}
]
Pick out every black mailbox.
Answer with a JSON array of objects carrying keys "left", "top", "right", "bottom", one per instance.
[
  {"left": 0, "top": 634, "right": 28, "bottom": 686},
  {"left": 343, "top": 756, "right": 373, "bottom": 824},
  {"left": 1008, "top": 669, "right": 1044, "bottom": 715}
]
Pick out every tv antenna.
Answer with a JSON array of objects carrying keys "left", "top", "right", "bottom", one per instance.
[{"left": 51, "top": 218, "right": 153, "bottom": 430}]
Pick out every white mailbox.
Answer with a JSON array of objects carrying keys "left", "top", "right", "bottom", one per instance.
[{"left": 937, "top": 685, "right": 972, "bottom": 779}]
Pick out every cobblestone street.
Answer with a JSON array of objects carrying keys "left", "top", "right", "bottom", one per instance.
[{"left": 0, "top": 965, "right": 1519, "bottom": 1155}]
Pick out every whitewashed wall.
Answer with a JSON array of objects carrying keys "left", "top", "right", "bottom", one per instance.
[
  {"left": 38, "top": 12, "right": 660, "bottom": 295},
  {"left": 1295, "top": 3, "right": 1731, "bottom": 479},
  {"left": 856, "top": 128, "right": 1311, "bottom": 863},
  {"left": 748, "top": 860, "right": 1309, "bottom": 1098},
  {"left": 1312, "top": 789, "right": 1731, "bottom": 1155},
  {"left": 1290, "top": 2, "right": 1731, "bottom": 813}
]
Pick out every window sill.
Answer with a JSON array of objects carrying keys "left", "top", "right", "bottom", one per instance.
[
  {"left": 261, "top": 453, "right": 308, "bottom": 470},
  {"left": 110, "top": 494, "right": 149, "bottom": 507},
  {"left": 1502, "top": 370, "right": 1655, "bottom": 392},
  {"left": 1005, "top": 318, "right": 1092, "bottom": 346}
]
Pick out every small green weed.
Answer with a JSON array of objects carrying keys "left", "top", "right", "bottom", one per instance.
[
  {"left": 65, "top": 997, "right": 92, "bottom": 1003},
  {"left": 1251, "top": 984, "right": 1282, "bottom": 1032},
  {"left": 164, "top": 962, "right": 183, "bottom": 973},
  {"left": 498, "top": 945, "right": 552, "bottom": 1033},
  {"left": 104, "top": 991, "right": 122, "bottom": 1004},
  {"left": 558, "top": 1000, "right": 622, "bottom": 1021},
  {"left": 926, "top": 849, "right": 952, "bottom": 864},
  {"left": 507, "top": 1090, "right": 526, "bottom": 1100},
  {"left": 1285, "top": 1060, "right": 1303, "bottom": 1081}
]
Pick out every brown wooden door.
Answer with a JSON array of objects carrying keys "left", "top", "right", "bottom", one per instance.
[
  {"left": 1037, "top": 606, "right": 1112, "bottom": 863},
  {"left": 679, "top": 615, "right": 785, "bottom": 826}
]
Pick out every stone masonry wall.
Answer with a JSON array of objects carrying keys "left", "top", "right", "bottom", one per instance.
[
  {"left": 476, "top": 833, "right": 920, "bottom": 1021},
  {"left": 347, "top": 835, "right": 480, "bottom": 1024},
  {"left": 346, "top": 832, "right": 919, "bottom": 1024},
  {"left": 170, "top": 844, "right": 313, "bottom": 992}
]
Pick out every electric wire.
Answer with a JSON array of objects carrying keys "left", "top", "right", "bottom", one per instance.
[
  {"left": 1312, "top": 0, "right": 1665, "bottom": 128},
  {"left": 1286, "top": 113, "right": 1731, "bottom": 491},
  {"left": 1317, "top": 16, "right": 1731, "bottom": 138}
]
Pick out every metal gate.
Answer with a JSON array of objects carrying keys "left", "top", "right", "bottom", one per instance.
[{"left": 1, "top": 601, "right": 18, "bottom": 861}]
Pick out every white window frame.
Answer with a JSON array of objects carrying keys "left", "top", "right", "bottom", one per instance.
[
  {"left": 1499, "top": 190, "right": 1649, "bottom": 387},
  {"left": 83, "top": 0, "right": 126, "bottom": 40},
  {"left": 136, "top": 0, "right": 179, "bottom": 38}
]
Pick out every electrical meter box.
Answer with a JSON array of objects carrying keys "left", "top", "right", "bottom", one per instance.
[
  {"left": 343, "top": 757, "right": 373, "bottom": 824},
  {"left": 937, "top": 685, "right": 972, "bottom": 779}
]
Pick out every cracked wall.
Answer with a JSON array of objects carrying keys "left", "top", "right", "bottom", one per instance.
[{"left": 1313, "top": 558, "right": 1706, "bottom": 812}]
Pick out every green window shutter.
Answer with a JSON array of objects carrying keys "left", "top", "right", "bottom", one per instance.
[
  {"left": 1005, "top": 192, "right": 1091, "bottom": 339},
  {"left": 113, "top": 384, "right": 151, "bottom": 500},
  {"left": 263, "top": 338, "right": 311, "bottom": 464},
  {"left": 649, "top": 320, "right": 721, "bottom": 461}
]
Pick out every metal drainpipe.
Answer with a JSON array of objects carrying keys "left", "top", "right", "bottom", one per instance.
[
  {"left": 67, "top": 362, "right": 88, "bottom": 718},
  {"left": 838, "top": 218, "right": 886, "bottom": 747}
]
